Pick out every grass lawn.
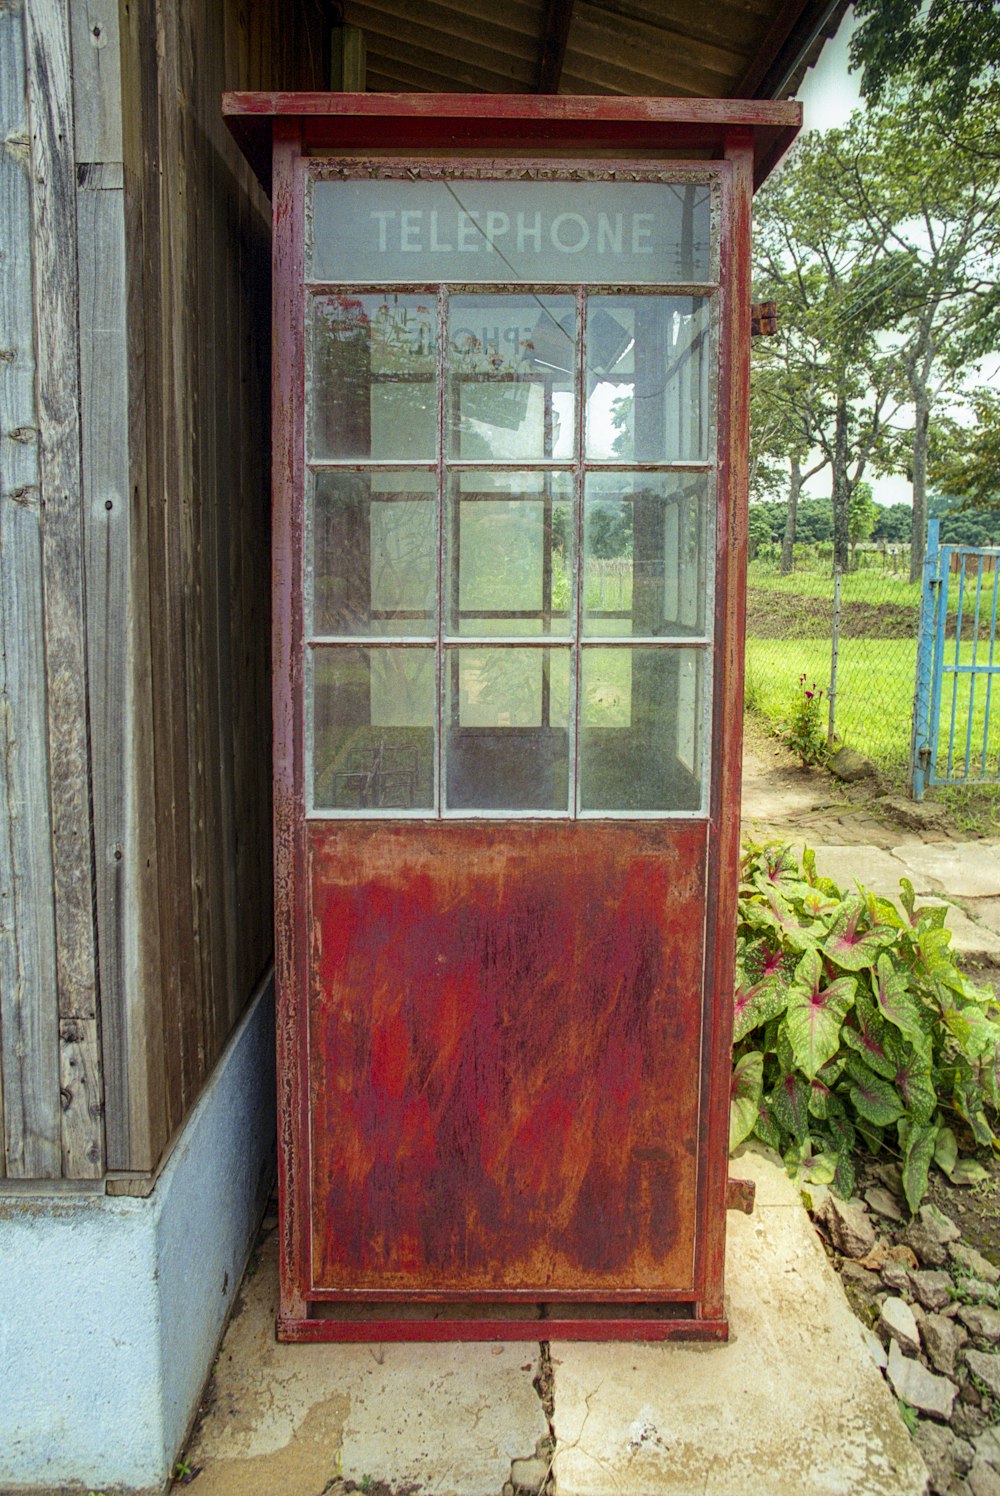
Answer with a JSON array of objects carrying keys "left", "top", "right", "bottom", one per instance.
[{"left": 745, "top": 635, "right": 1000, "bottom": 783}]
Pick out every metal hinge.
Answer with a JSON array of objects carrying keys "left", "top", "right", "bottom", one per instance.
[{"left": 750, "top": 301, "right": 777, "bottom": 337}]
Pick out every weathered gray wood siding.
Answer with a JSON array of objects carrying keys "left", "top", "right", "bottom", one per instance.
[{"left": 0, "top": 0, "right": 326, "bottom": 1180}]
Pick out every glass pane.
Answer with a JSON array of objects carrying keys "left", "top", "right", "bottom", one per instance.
[
  {"left": 309, "top": 294, "right": 437, "bottom": 460},
  {"left": 447, "top": 295, "right": 575, "bottom": 460},
  {"left": 312, "top": 179, "right": 712, "bottom": 284},
  {"left": 312, "top": 471, "right": 437, "bottom": 637},
  {"left": 445, "top": 647, "right": 570, "bottom": 811},
  {"left": 579, "top": 647, "right": 705, "bottom": 812},
  {"left": 446, "top": 472, "right": 573, "bottom": 638},
  {"left": 585, "top": 297, "right": 709, "bottom": 463},
  {"left": 313, "top": 647, "right": 435, "bottom": 811},
  {"left": 583, "top": 473, "right": 710, "bottom": 638}
]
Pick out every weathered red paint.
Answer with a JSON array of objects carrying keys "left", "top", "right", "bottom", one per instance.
[
  {"left": 226, "top": 94, "right": 802, "bottom": 1342},
  {"left": 308, "top": 822, "right": 705, "bottom": 1296}
]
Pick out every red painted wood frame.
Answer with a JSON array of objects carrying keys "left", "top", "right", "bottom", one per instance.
[{"left": 225, "top": 95, "right": 800, "bottom": 1343}]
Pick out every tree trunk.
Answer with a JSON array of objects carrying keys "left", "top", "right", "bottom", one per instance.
[
  {"left": 910, "top": 391, "right": 930, "bottom": 584},
  {"left": 781, "top": 457, "right": 802, "bottom": 574},
  {"left": 831, "top": 397, "right": 851, "bottom": 574}
]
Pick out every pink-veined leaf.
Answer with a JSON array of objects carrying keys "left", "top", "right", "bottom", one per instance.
[
  {"left": 823, "top": 896, "right": 897, "bottom": 972},
  {"left": 769, "top": 1072, "right": 810, "bottom": 1145},
  {"left": 783, "top": 949, "right": 857, "bottom": 1080},
  {"left": 893, "top": 1050, "right": 936, "bottom": 1125},
  {"left": 764, "top": 888, "right": 824, "bottom": 952},
  {"left": 840, "top": 992, "right": 895, "bottom": 1079},
  {"left": 733, "top": 974, "right": 789, "bottom": 1043},
  {"left": 784, "top": 1137, "right": 837, "bottom": 1191},
  {"left": 730, "top": 1051, "right": 763, "bottom": 1152},
  {"left": 844, "top": 1053, "right": 905, "bottom": 1127},
  {"left": 899, "top": 1118, "right": 939, "bottom": 1215},
  {"left": 873, "top": 953, "right": 930, "bottom": 1055}
]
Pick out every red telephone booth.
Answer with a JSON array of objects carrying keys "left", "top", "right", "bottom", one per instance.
[{"left": 225, "top": 93, "right": 800, "bottom": 1342}]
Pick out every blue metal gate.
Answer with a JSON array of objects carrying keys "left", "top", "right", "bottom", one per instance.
[{"left": 912, "top": 518, "right": 1000, "bottom": 799}]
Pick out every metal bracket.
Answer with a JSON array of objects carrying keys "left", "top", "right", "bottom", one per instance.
[
  {"left": 750, "top": 300, "right": 777, "bottom": 337},
  {"left": 726, "top": 1176, "right": 756, "bottom": 1214}
]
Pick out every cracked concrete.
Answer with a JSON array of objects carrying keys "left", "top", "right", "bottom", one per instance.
[
  {"left": 549, "top": 1150, "right": 927, "bottom": 1496},
  {"left": 185, "top": 1152, "right": 924, "bottom": 1496}
]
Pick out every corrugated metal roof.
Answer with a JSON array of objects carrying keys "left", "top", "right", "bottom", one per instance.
[{"left": 339, "top": 0, "right": 849, "bottom": 100}]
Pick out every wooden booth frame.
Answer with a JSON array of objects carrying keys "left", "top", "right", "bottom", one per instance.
[{"left": 225, "top": 94, "right": 801, "bottom": 1343}]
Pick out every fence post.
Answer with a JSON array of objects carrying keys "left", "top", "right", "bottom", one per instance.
[
  {"left": 828, "top": 565, "right": 841, "bottom": 747},
  {"left": 910, "top": 517, "right": 941, "bottom": 801}
]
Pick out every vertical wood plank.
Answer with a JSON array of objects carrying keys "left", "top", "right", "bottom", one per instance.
[
  {"left": 75, "top": 160, "right": 131, "bottom": 1173},
  {"left": 0, "top": 0, "right": 61, "bottom": 1179},
  {"left": 24, "top": 0, "right": 103, "bottom": 1175},
  {"left": 68, "top": 0, "right": 122, "bottom": 163}
]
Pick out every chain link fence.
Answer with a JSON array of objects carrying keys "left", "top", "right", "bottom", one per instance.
[{"left": 744, "top": 542, "right": 919, "bottom": 783}]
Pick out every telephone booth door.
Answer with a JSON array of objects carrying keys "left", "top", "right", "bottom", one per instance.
[{"left": 224, "top": 95, "right": 800, "bottom": 1342}]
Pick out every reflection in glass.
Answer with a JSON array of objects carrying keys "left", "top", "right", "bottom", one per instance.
[
  {"left": 313, "top": 647, "right": 435, "bottom": 811},
  {"left": 310, "top": 294, "right": 437, "bottom": 460},
  {"left": 583, "top": 473, "right": 710, "bottom": 638},
  {"left": 447, "top": 296, "right": 575, "bottom": 460},
  {"left": 312, "top": 471, "right": 436, "bottom": 637},
  {"left": 579, "top": 647, "right": 705, "bottom": 812},
  {"left": 447, "top": 472, "right": 573, "bottom": 638},
  {"left": 445, "top": 647, "right": 570, "bottom": 811},
  {"left": 585, "top": 297, "right": 709, "bottom": 463}
]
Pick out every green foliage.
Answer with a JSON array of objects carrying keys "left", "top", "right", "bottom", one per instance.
[
  {"left": 930, "top": 391, "right": 1000, "bottom": 517},
  {"left": 780, "top": 675, "right": 827, "bottom": 767},
  {"left": 850, "top": 0, "right": 1000, "bottom": 122},
  {"left": 731, "top": 841, "right": 1000, "bottom": 1211}
]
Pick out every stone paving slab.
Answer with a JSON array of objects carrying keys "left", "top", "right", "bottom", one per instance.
[
  {"left": 891, "top": 844, "right": 1000, "bottom": 901},
  {"left": 184, "top": 1234, "right": 549, "bottom": 1496},
  {"left": 550, "top": 1150, "right": 927, "bottom": 1496}
]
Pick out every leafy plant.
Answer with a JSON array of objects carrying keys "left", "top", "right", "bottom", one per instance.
[
  {"left": 780, "top": 674, "right": 827, "bottom": 766},
  {"left": 731, "top": 840, "right": 1000, "bottom": 1211}
]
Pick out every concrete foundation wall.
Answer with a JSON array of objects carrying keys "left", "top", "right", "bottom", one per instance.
[{"left": 0, "top": 971, "right": 276, "bottom": 1493}]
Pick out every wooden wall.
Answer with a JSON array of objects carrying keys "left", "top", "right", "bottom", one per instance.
[{"left": 0, "top": 0, "right": 326, "bottom": 1182}]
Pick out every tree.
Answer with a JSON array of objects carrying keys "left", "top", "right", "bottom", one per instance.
[
  {"left": 871, "top": 502, "right": 912, "bottom": 543},
  {"left": 929, "top": 388, "right": 1000, "bottom": 512},
  {"left": 754, "top": 138, "right": 904, "bottom": 573},
  {"left": 817, "top": 87, "right": 1000, "bottom": 578},
  {"left": 850, "top": 0, "right": 1000, "bottom": 123},
  {"left": 848, "top": 481, "right": 877, "bottom": 567},
  {"left": 750, "top": 343, "right": 829, "bottom": 572}
]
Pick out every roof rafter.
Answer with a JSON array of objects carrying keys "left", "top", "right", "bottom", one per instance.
[{"left": 536, "top": 0, "right": 575, "bottom": 93}]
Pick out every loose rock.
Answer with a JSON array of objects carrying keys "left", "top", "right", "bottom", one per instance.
[
  {"left": 913, "top": 1270, "right": 957, "bottom": 1313},
  {"left": 969, "top": 1459, "right": 1000, "bottom": 1496},
  {"left": 882, "top": 1263, "right": 912, "bottom": 1293},
  {"left": 880, "top": 1296, "right": 921, "bottom": 1355},
  {"left": 974, "top": 1426, "right": 1000, "bottom": 1469},
  {"left": 829, "top": 745, "right": 874, "bottom": 782},
  {"left": 814, "top": 1194, "right": 877, "bottom": 1259},
  {"left": 903, "top": 1222, "right": 952, "bottom": 1270},
  {"left": 924, "top": 1314, "right": 969, "bottom": 1379},
  {"left": 915, "top": 1422, "right": 975, "bottom": 1493},
  {"left": 865, "top": 1185, "right": 904, "bottom": 1222},
  {"left": 887, "top": 1341, "right": 959, "bottom": 1420},
  {"left": 860, "top": 1323, "right": 888, "bottom": 1371},
  {"left": 962, "top": 1306, "right": 1000, "bottom": 1345},
  {"left": 510, "top": 1455, "right": 549, "bottom": 1492},
  {"left": 966, "top": 1350, "right": 1000, "bottom": 1402},
  {"left": 953, "top": 1244, "right": 1000, "bottom": 1287},
  {"left": 920, "top": 1205, "right": 962, "bottom": 1245}
]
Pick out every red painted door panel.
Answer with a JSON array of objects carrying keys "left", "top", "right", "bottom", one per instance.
[{"left": 308, "top": 821, "right": 706, "bottom": 1295}]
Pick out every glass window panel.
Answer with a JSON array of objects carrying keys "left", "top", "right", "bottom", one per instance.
[
  {"left": 311, "top": 179, "right": 712, "bottom": 284},
  {"left": 447, "top": 295, "right": 575, "bottom": 460},
  {"left": 585, "top": 296, "right": 710, "bottom": 463},
  {"left": 445, "top": 647, "right": 570, "bottom": 811},
  {"left": 446, "top": 472, "right": 573, "bottom": 638},
  {"left": 309, "top": 294, "right": 437, "bottom": 460},
  {"left": 583, "top": 473, "right": 710, "bottom": 638},
  {"left": 579, "top": 647, "right": 705, "bottom": 812},
  {"left": 313, "top": 647, "right": 435, "bottom": 811},
  {"left": 312, "top": 471, "right": 436, "bottom": 637}
]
